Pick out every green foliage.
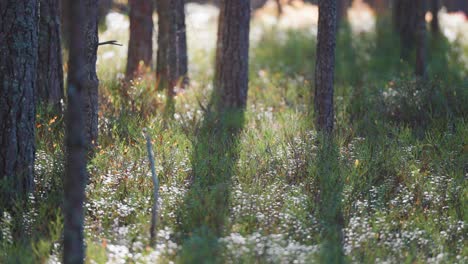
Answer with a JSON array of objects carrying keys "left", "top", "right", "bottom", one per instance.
[{"left": 2, "top": 11, "right": 467, "bottom": 263}]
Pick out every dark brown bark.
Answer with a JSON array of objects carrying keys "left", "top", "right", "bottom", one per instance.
[
  {"left": 336, "top": 0, "right": 349, "bottom": 25},
  {"left": 314, "top": 0, "right": 337, "bottom": 134},
  {"left": 0, "top": 0, "right": 38, "bottom": 212},
  {"left": 83, "top": 0, "right": 100, "bottom": 150},
  {"left": 393, "top": 0, "right": 418, "bottom": 60},
  {"left": 126, "top": 0, "right": 154, "bottom": 79},
  {"left": 37, "top": 0, "right": 64, "bottom": 112},
  {"left": 415, "top": 0, "right": 427, "bottom": 78},
  {"left": 431, "top": 0, "right": 440, "bottom": 34},
  {"left": 156, "top": 0, "right": 188, "bottom": 96},
  {"left": 61, "top": 0, "right": 99, "bottom": 150},
  {"left": 63, "top": 0, "right": 88, "bottom": 262},
  {"left": 98, "top": 0, "right": 113, "bottom": 26},
  {"left": 443, "top": 0, "right": 468, "bottom": 14},
  {"left": 213, "top": 0, "right": 251, "bottom": 110},
  {"left": 364, "top": 0, "right": 389, "bottom": 14}
]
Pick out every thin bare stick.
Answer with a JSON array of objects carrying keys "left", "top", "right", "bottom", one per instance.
[
  {"left": 143, "top": 128, "right": 159, "bottom": 247},
  {"left": 97, "top": 40, "right": 123, "bottom": 46}
]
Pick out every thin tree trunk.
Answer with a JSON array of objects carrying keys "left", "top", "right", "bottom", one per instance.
[
  {"left": 37, "top": 0, "right": 64, "bottom": 112},
  {"left": 431, "top": 0, "right": 440, "bottom": 34},
  {"left": 83, "top": 0, "right": 100, "bottom": 150},
  {"left": 98, "top": 0, "right": 113, "bottom": 27},
  {"left": 156, "top": 0, "right": 188, "bottom": 96},
  {"left": 393, "top": 0, "right": 418, "bottom": 60},
  {"left": 0, "top": 0, "right": 38, "bottom": 221},
  {"left": 126, "top": 0, "right": 154, "bottom": 79},
  {"left": 213, "top": 0, "right": 251, "bottom": 110},
  {"left": 314, "top": 0, "right": 337, "bottom": 134},
  {"left": 63, "top": 0, "right": 88, "bottom": 262},
  {"left": 415, "top": 0, "right": 427, "bottom": 78},
  {"left": 336, "top": 0, "right": 349, "bottom": 25}
]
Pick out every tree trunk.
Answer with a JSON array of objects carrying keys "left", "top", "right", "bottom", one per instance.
[
  {"left": 393, "top": 0, "right": 418, "bottom": 60},
  {"left": 98, "top": 0, "right": 113, "bottom": 27},
  {"left": 415, "top": 0, "right": 427, "bottom": 78},
  {"left": 431, "top": 0, "right": 440, "bottom": 34},
  {"left": 0, "top": 0, "right": 38, "bottom": 213},
  {"left": 314, "top": 0, "right": 337, "bottom": 134},
  {"left": 156, "top": 0, "right": 188, "bottom": 96},
  {"left": 63, "top": 0, "right": 88, "bottom": 262},
  {"left": 213, "top": 0, "right": 251, "bottom": 110},
  {"left": 37, "top": 0, "right": 64, "bottom": 112},
  {"left": 83, "top": 0, "right": 100, "bottom": 150},
  {"left": 126, "top": 0, "right": 154, "bottom": 79},
  {"left": 336, "top": 0, "right": 349, "bottom": 25}
]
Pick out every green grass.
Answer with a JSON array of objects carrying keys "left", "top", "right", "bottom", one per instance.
[{"left": 1, "top": 14, "right": 467, "bottom": 263}]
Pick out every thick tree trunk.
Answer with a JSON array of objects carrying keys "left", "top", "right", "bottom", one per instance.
[
  {"left": 0, "top": 0, "right": 38, "bottom": 212},
  {"left": 37, "top": 0, "right": 64, "bottom": 112},
  {"left": 431, "top": 0, "right": 440, "bottom": 34},
  {"left": 314, "top": 0, "right": 337, "bottom": 134},
  {"left": 213, "top": 0, "right": 251, "bottom": 110},
  {"left": 415, "top": 0, "right": 427, "bottom": 78},
  {"left": 63, "top": 0, "right": 88, "bottom": 262},
  {"left": 156, "top": 0, "right": 188, "bottom": 96},
  {"left": 83, "top": 0, "right": 100, "bottom": 150},
  {"left": 126, "top": 0, "right": 154, "bottom": 79}
]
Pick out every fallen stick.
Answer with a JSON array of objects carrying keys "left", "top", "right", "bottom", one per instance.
[{"left": 143, "top": 128, "right": 159, "bottom": 247}]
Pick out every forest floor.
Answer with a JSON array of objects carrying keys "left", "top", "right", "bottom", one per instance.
[{"left": 1, "top": 1, "right": 467, "bottom": 263}]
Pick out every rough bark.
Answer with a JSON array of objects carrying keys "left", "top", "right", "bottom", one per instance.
[
  {"left": 126, "top": 0, "right": 154, "bottom": 79},
  {"left": 431, "top": 0, "right": 440, "bottom": 34},
  {"left": 0, "top": 0, "right": 38, "bottom": 211},
  {"left": 415, "top": 0, "right": 427, "bottom": 78},
  {"left": 37, "top": 0, "right": 64, "bottom": 112},
  {"left": 83, "top": 0, "right": 100, "bottom": 150},
  {"left": 213, "top": 0, "right": 251, "bottom": 110},
  {"left": 63, "top": 0, "right": 88, "bottom": 262},
  {"left": 314, "top": 0, "right": 337, "bottom": 134},
  {"left": 156, "top": 0, "right": 188, "bottom": 96}
]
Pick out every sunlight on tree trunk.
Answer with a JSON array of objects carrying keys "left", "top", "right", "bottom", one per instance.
[
  {"left": 213, "top": 0, "right": 251, "bottom": 110},
  {"left": 126, "top": 0, "right": 154, "bottom": 79}
]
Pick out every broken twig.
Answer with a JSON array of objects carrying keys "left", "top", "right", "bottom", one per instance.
[{"left": 98, "top": 40, "right": 123, "bottom": 46}]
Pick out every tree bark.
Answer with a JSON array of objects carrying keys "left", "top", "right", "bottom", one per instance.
[
  {"left": 393, "top": 0, "right": 418, "bottom": 60},
  {"left": 314, "top": 0, "right": 337, "bottom": 134},
  {"left": 0, "top": 0, "right": 38, "bottom": 212},
  {"left": 83, "top": 0, "right": 100, "bottom": 150},
  {"left": 98, "top": 0, "right": 113, "bottom": 27},
  {"left": 415, "top": 0, "right": 427, "bottom": 78},
  {"left": 126, "top": 0, "right": 154, "bottom": 79},
  {"left": 63, "top": 0, "right": 88, "bottom": 262},
  {"left": 431, "top": 0, "right": 440, "bottom": 34},
  {"left": 156, "top": 0, "right": 188, "bottom": 96},
  {"left": 37, "top": 0, "right": 64, "bottom": 112},
  {"left": 336, "top": 0, "right": 349, "bottom": 25},
  {"left": 213, "top": 0, "right": 251, "bottom": 110}
]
